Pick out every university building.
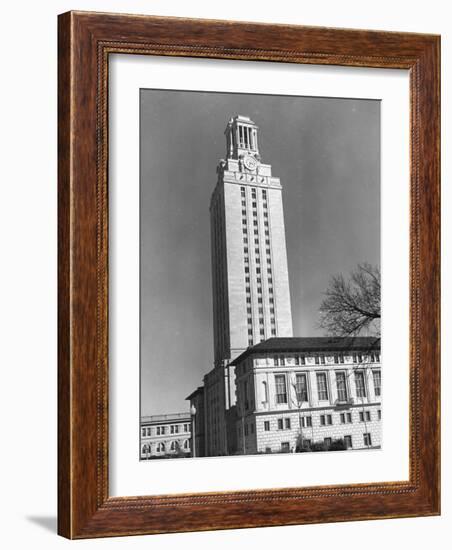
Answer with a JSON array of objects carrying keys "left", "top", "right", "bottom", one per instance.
[
  {"left": 140, "top": 412, "right": 192, "bottom": 459},
  {"left": 185, "top": 115, "right": 382, "bottom": 457},
  {"left": 232, "top": 337, "right": 381, "bottom": 454}
]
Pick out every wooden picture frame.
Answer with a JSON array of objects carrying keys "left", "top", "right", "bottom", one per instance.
[{"left": 58, "top": 10, "right": 440, "bottom": 539}]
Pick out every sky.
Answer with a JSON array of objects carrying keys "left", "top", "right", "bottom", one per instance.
[{"left": 140, "top": 89, "right": 380, "bottom": 416}]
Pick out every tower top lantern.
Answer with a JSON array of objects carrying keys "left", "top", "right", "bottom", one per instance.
[{"left": 224, "top": 115, "right": 260, "bottom": 160}]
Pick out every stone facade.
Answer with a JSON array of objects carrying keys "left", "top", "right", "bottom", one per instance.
[
  {"left": 140, "top": 412, "right": 192, "bottom": 459},
  {"left": 231, "top": 338, "right": 381, "bottom": 454},
  {"left": 202, "top": 115, "right": 294, "bottom": 456}
]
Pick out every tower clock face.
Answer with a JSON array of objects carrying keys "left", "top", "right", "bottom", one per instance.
[{"left": 243, "top": 155, "right": 257, "bottom": 170}]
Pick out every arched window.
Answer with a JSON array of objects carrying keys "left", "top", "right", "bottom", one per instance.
[
  {"left": 184, "top": 439, "right": 189, "bottom": 449},
  {"left": 157, "top": 442, "right": 165, "bottom": 453},
  {"left": 142, "top": 444, "right": 151, "bottom": 455},
  {"left": 170, "top": 441, "right": 176, "bottom": 451}
]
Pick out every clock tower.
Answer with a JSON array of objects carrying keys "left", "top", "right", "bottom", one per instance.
[{"left": 204, "top": 115, "right": 293, "bottom": 456}]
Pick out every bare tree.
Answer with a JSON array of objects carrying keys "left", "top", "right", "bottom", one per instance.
[{"left": 319, "top": 263, "right": 380, "bottom": 337}]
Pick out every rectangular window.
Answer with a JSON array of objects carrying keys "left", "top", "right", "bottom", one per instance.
[
  {"left": 273, "top": 356, "right": 279, "bottom": 366},
  {"left": 324, "top": 437, "right": 332, "bottom": 448},
  {"left": 271, "top": 328, "right": 276, "bottom": 335},
  {"left": 373, "top": 369, "right": 381, "bottom": 397},
  {"left": 306, "top": 416, "right": 312, "bottom": 427},
  {"left": 316, "top": 372, "right": 329, "bottom": 401},
  {"left": 251, "top": 423, "right": 254, "bottom": 434},
  {"left": 281, "top": 442, "right": 290, "bottom": 453},
  {"left": 336, "top": 371, "right": 348, "bottom": 402},
  {"left": 366, "top": 411, "right": 371, "bottom": 421},
  {"left": 340, "top": 413, "right": 345, "bottom": 424},
  {"left": 264, "top": 421, "right": 270, "bottom": 431},
  {"left": 378, "top": 409, "right": 382, "bottom": 420},
  {"left": 277, "top": 418, "right": 283, "bottom": 430},
  {"left": 320, "top": 414, "right": 326, "bottom": 426},
  {"left": 295, "top": 373, "right": 308, "bottom": 403},
  {"left": 244, "top": 424, "right": 248, "bottom": 436},
  {"left": 359, "top": 411, "right": 364, "bottom": 422},
  {"left": 327, "top": 414, "right": 333, "bottom": 425},
  {"left": 141, "top": 428, "right": 146, "bottom": 437},
  {"left": 344, "top": 435, "right": 352, "bottom": 449},
  {"left": 285, "top": 418, "right": 291, "bottom": 429},
  {"left": 363, "top": 433, "right": 372, "bottom": 446},
  {"left": 355, "top": 371, "right": 367, "bottom": 398},
  {"left": 347, "top": 412, "right": 352, "bottom": 423},
  {"left": 265, "top": 447, "right": 271, "bottom": 453},
  {"left": 147, "top": 428, "right": 151, "bottom": 436},
  {"left": 275, "top": 375, "right": 287, "bottom": 404}
]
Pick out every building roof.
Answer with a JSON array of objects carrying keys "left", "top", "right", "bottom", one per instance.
[
  {"left": 230, "top": 336, "right": 380, "bottom": 366},
  {"left": 141, "top": 412, "right": 191, "bottom": 425},
  {"left": 185, "top": 386, "right": 204, "bottom": 401}
]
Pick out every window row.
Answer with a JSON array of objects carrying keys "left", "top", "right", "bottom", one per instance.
[
  {"left": 141, "top": 423, "right": 190, "bottom": 437},
  {"left": 274, "top": 353, "right": 380, "bottom": 366},
  {"left": 141, "top": 439, "right": 190, "bottom": 454},
  {"left": 257, "top": 409, "right": 380, "bottom": 432},
  {"left": 274, "top": 370, "right": 381, "bottom": 404}
]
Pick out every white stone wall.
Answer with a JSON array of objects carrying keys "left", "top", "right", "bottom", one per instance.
[
  {"left": 235, "top": 352, "right": 382, "bottom": 454},
  {"left": 223, "top": 180, "right": 249, "bottom": 356},
  {"left": 267, "top": 187, "right": 293, "bottom": 338}
]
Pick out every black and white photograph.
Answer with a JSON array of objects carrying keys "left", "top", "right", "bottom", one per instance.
[{"left": 139, "top": 89, "right": 381, "bottom": 460}]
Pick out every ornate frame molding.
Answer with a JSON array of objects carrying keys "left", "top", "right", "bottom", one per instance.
[{"left": 58, "top": 11, "right": 440, "bottom": 538}]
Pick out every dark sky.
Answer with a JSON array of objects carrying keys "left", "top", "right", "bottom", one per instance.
[{"left": 140, "top": 89, "right": 380, "bottom": 416}]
